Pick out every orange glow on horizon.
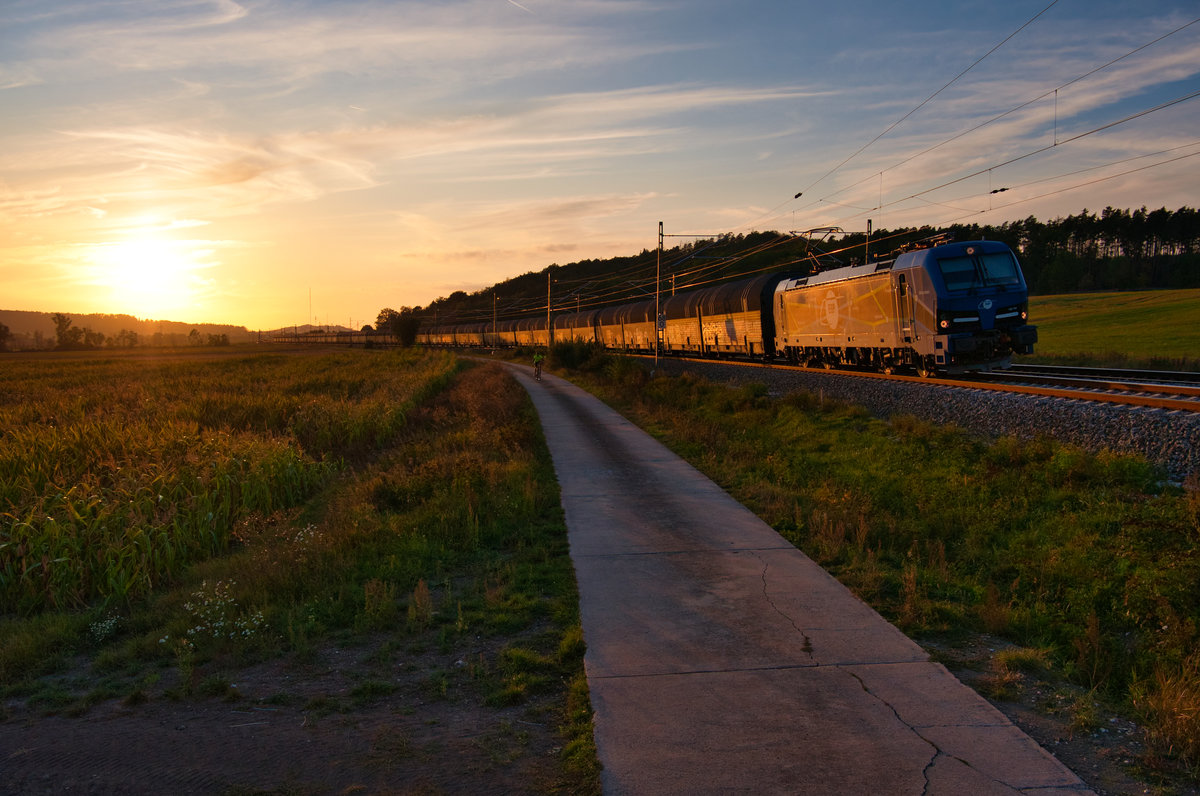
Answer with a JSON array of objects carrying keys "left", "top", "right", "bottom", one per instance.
[{"left": 87, "top": 236, "right": 209, "bottom": 320}]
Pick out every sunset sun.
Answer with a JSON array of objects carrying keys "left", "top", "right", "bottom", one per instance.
[{"left": 94, "top": 237, "right": 204, "bottom": 317}]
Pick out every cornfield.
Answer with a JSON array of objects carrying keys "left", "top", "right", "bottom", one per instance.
[{"left": 0, "top": 348, "right": 457, "bottom": 614}]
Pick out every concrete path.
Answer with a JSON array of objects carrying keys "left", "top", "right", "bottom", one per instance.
[{"left": 505, "top": 364, "right": 1092, "bottom": 795}]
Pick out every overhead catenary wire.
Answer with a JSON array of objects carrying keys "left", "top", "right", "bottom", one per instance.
[
  {"left": 790, "top": 0, "right": 1063, "bottom": 205},
  {"left": 865, "top": 87, "right": 1200, "bottom": 217},
  {"left": 942, "top": 147, "right": 1200, "bottom": 225},
  {"left": 762, "top": 9, "right": 1200, "bottom": 253},
  {"left": 804, "top": 13, "right": 1200, "bottom": 214}
]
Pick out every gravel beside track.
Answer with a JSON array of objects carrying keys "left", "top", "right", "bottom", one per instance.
[{"left": 652, "top": 358, "right": 1200, "bottom": 483}]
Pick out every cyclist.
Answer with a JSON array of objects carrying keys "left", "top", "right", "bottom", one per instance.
[{"left": 533, "top": 351, "right": 545, "bottom": 381}]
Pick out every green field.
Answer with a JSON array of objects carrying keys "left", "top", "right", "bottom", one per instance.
[
  {"left": 0, "top": 349, "right": 598, "bottom": 792},
  {"left": 1025, "top": 289, "right": 1200, "bottom": 369}
]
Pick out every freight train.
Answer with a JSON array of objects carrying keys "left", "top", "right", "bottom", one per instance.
[{"left": 417, "top": 238, "right": 1038, "bottom": 376}]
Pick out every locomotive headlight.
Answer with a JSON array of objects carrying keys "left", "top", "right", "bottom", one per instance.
[{"left": 939, "top": 319, "right": 950, "bottom": 329}]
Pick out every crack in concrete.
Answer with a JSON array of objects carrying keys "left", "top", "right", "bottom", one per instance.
[
  {"left": 841, "top": 666, "right": 1054, "bottom": 794},
  {"left": 752, "top": 551, "right": 814, "bottom": 659},
  {"left": 843, "top": 667, "right": 942, "bottom": 794},
  {"left": 751, "top": 549, "right": 1028, "bottom": 794}
]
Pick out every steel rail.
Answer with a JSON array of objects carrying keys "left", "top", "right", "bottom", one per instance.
[
  {"left": 967, "top": 371, "right": 1200, "bottom": 399},
  {"left": 639, "top": 355, "right": 1200, "bottom": 413},
  {"left": 1007, "top": 363, "right": 1200, "bottom": 385}
]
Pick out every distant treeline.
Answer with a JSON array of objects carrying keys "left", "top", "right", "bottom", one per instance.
[
  {"left": 946, "top": 206, "right": 1200, "bottom": 294},
  {"left": 408, "top": 205, "right": 1200, "bottom": 326},
  {"left": 0, "top": 310, "right": 256, "bottom": 352}
]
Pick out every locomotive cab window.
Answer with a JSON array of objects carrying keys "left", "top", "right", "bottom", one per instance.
[
  {"left": 978, "top": 252, "right": 1021, "bottom": 286},
  {"left": 937, "top": 250, "right": 1022, "bottom": 290}
]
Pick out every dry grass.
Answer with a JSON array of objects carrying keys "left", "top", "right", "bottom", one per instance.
[{"left": 1133, "top": 654, "right": 1200, "bottom": 772}]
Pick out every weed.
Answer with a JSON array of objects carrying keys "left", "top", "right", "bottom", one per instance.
[
  {"left": 159, "top": 635, "right": 195, "bottom": 695},
  {"left": 1072, "top": 612, "right": 1114, "bottom": 690},
  {"left": 197, "top": 674, "right": 239, "bottom": 700},
  {"left": 977, "top": 668, "right": 1024, "bottom": 702},
  {"left": 1132, "top": 654, "right": 1200, "bottom": 769},
  {"left": 358, "top": 578, "right": 398, "bottom": 631},
  {"left": 603, "top": 355, "right": 648, "bottom": 387},
  {"left": 1186, "top": 471, "right": 1200, "bottom": 537},
  {"left": 122, "top": 687, "right": 148, "bottom": 706},
  {"left": 88, "top": 613, "right": 121, "bottom": 645},
  {"left": 898, "top": 557, "right": 923, "bottom": 629},
  {"left": 979, "top": 583, "right": 1012, "bottom": 635},
  {"left": 407, "top": 579, "right": 434, "bottom": 630},
  {"left": 1069, "top": 693, "right": 1103, "bottom": 735},
  {"left": 557, "top": 625, "right": 586, "bottom": 665},
  {"left": 994, "top": 646, "right": 1054, "bottom": 676},
  {"left": 182, "top": 580, "right": 265, "bottom": 642}
]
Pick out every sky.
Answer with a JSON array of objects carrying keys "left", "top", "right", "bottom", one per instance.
[{"left": 2, "top": 0, "right": 1198, "bottom": 330}]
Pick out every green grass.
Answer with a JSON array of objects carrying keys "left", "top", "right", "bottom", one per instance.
[
  {"left": 1024, "top": 289, "right": 1200, "bottom": 370},
  {"left": 0, "top": 350, "right": 598, "bottom": 793}
]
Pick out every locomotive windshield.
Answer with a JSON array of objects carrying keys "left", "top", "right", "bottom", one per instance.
[{"left": 936, "top": 250, "right": 1022, "bottom": 290}]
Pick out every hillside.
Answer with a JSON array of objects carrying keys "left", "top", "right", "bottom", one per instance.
[{"left": 0, "top": 309, "right": 258, "bottom": 350}]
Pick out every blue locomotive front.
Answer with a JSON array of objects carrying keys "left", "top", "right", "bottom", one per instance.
[{"left": 900, "top": 240, "right": 1038, "bottom": 374}]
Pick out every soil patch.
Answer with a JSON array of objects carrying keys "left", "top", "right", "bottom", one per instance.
[{"left": 2, "top": 634, "right": 577, "bottom": 795}]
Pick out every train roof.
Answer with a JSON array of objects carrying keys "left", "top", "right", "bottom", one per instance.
[
  {"left": 777, "top": 239, "right": 1015, "bottom": 291},
  {"left": 662, "top": 272, "right": 786, "bottom": 320}
]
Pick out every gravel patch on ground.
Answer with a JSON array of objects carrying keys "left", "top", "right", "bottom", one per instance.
[{"left": 652, "top": 358, "right": 1200, "bottom": 483}]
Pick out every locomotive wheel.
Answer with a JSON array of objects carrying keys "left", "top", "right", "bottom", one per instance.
[{"left": 914, "top": 356, "right": 933, "bottom": 378}]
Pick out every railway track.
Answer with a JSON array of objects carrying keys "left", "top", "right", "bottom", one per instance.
[
  {"left": 642, "top": 355, "right": 1200, "bottom": 413},
  {"left": 951, "top": 367, "right": 1200, "bottom": 413},
  {"left": 644, "top": 353, "right": 1200, "bottom": 480},
  {"left": 1006, "top": 363, "right": 1200, "bottom": 385}
]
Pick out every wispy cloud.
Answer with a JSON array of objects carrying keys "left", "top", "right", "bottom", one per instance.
[{"left": 1, "top": 0, "right": 1197, "bottom": 325}]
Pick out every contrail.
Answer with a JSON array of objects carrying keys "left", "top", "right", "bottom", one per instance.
[{"left": 506, "top": 0, "right": 533, "bottom": 13}]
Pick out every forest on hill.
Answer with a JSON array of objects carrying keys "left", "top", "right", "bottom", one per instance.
[{"left": 405, "top": 205, "right": 1200, "bottom": 327}]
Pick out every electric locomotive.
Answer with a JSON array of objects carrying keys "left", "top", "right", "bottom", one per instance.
[{"left": 774, "top": 239, "right": 1037, "bottom": 375}]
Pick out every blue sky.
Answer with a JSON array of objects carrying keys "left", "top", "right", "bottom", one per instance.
[{"left": 1, "top": 0, "right": 1197, "bottom": 328}]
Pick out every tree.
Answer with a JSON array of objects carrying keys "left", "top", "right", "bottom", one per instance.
[
  {"left": 0, "top": 321, "right": 9, "bottom": 352},
  {"left": 51, "top": 312, "right": 83, "bottom": 349},
  {"left": 189, "top": 328, "right": 201, "bottom": 345},
  {"left": 111, "top": 329, "right": 139, "bottom": 348},
  {"left": 376, "top": 308, "right": 400, "bottom": 331},
  {"left": 376, "top": 306, "right": 421, "bottom": 346}
]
